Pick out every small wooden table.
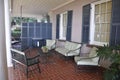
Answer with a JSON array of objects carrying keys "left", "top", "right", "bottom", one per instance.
[{"left": 39, "top": 48, "right": 53, "bottom": 64}]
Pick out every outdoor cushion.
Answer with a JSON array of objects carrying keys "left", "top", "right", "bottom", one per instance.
[
  {"left": 55, "top": 41, "right": 81, "bottom": 56},
  {"left": 89, "top": 47, "right": 98, "bottom": 57},
  {"left": 65, "top": 41, "right": 81, "bottom": 51},
  {"left": 55, "top": 47, "right": 69, "bottom": 56},
  {"left": 46, "top": 39, "right": 56, "bottom": 50}
]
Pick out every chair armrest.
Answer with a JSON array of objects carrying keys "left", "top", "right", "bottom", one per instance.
[
  {"left": 50, "top": 43, "right": 56, "bottom": 49},
  {"left": 46, "top": 40, "right": 56, "bottom": 50}
]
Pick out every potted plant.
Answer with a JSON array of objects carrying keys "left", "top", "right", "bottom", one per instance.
[
  {"left": 41, "top": 46, "right": 48, "bottom": 53},
  {"left": 97, "top": 45, "right": 120, "bottom": 80}
]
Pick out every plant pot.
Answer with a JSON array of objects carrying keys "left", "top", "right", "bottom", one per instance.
[{"left": 41, "top": 46, "right": 48, "bottom": 53}]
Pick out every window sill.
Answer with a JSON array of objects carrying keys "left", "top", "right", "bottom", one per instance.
[{"left": 86, "top": 44, "right": 102, "bottom": 48}]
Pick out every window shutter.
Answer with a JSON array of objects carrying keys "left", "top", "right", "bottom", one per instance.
[
  {"left": 82, "top": 4, "right": 90, "bottom": 43},
  {"left": 56, "top": 14, "right": 60, "bottom": 39},
  {"left": 66, "top": 10, "right": 73, "bottom": 41},
  {"left": 110, "top": 0, "right": 120, "bottom": 46}
]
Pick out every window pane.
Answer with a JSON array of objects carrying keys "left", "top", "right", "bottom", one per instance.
[
  {"left": 100, "top": 33, "right": 106, "bottom": 42},
  {"left": 95, "top": 4, "right": 100, "bottom": 14},
  {"left": 62, "top": 12, "right": 67, "bottom": 39},
  {"left": 106, "top": 33, "right": 110, "bottom": 42},
  {"left": 101, "top": 14, "right": 106, "bottom": 22},
  {"left": 101, "top": 24, "right": 107, "bottom": 32},
  {"left": 95, "top": 24, "right": 100, "bottom": 32},
  {"left": 95, "top": 14, "right": 100, "bottom": 23},
  {"left": 63, "top": 27, "right": 66, "bottom": 37},
  {"left": 106, "top": 24, "right": 110, "bottom": 32},
  {"left": 94, "top": 32, "right": 100, "bottom": 41},
  {"left": 106, "top": 13, "right": 111, "bottom": 23},
  {"left": 101, "top": 3, "right": 107, "bottom": 13},
  {"left": 107, "top": 1, "right": 112, "bottom": 12},
  {"left": 63, "top": 13, "right": 67, "bottom": 26}
]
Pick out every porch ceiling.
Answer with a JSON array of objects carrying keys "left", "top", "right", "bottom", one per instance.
[{"left": 11, "top": 0, "right": 74, "bottom": 17}]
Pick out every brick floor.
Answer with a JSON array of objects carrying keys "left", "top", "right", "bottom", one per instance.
[{"left": 8, "top": 48, "right": 103, "bottom": 80}]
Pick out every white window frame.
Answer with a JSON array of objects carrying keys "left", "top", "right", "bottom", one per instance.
[
  {"left": 90, "top": 0, "right": 111, "bottom": 46},
  {"left": 59, "top": 11, "right": 67, "bottom": 40}
]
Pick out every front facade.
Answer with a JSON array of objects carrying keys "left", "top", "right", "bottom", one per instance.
[
  {"left": 50, "top": 0, "right": 120, "bottom": 47},
  {"left": 51, "top": 0, "right": 95, "bottom": 42}
]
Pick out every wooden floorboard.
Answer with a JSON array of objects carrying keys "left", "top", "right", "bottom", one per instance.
[{"left": 8, "top": 48, "right": 103, "bottom": 80}]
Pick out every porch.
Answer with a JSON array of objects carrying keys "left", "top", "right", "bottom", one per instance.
[{"left": 0, "top": 0, "right": 120, "bottom": 80}]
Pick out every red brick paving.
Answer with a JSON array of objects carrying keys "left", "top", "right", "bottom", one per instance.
[{"left": 8, "top": 48, "right": 103, "bottom": 80}]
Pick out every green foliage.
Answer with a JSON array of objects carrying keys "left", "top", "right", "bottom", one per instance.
[
  {"left": 12, "top": 17, "right": 37, "bottom": 25},
  {"left": 11, "top": 29, "right": 21, "bottom": 40},
  {"left": 14, "top": 28, "right": 21, "bottom": 32},
  {"left": 97, "top": 45, "right": 113, "bottom": 59},
  {"left": 97, "top": 45, "right": 120, "bottom": 80},
  {"left": 104, "top": 63, "right": 120, "bottom": 80}
]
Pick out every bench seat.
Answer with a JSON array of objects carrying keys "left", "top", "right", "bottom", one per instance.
[{"left": 55, "top": 41, "right": 82, "bottom": 57}]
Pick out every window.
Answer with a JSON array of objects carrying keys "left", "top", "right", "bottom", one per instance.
[
  {"left": 59, "top": 12, "right": 67, "bottom": 40},
  {"left": 90, "top": 0, "right": 112, "bottom": 46}
]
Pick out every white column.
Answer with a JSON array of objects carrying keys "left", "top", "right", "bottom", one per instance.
[
  {"left": 5, "top": 0, "right": 12, "bottom": 67},
  {"left": 0, "top": 0, "right": 9, "bottom": 80}
]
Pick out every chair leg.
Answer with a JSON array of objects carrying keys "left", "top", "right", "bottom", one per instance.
[
  {"left": 26, "top": 67, "right": 29, "bottom": 78},
  {"left": 64, "top": 56, "right": 70, "bottom": 61},
  {"left": 12, "top": 60, "right": 15, "bottom": 69},
  {"left": 37, "top": 63, "right": 41, "bottom": 73},
  {"left": 75, "top": 64, "right": 79, "bottom": 72}
]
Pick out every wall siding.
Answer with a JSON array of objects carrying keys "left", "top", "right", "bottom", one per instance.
[{"left": 50, "top": 0, "right": 97, "bottom": 43}]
